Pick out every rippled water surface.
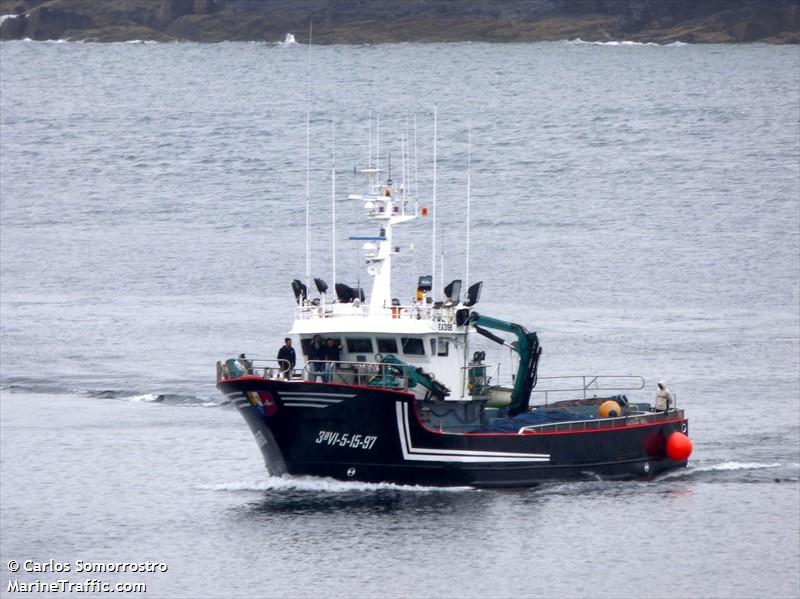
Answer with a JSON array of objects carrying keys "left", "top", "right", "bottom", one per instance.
[{"left": 1, "top": 40, "right": 799, "bottom": 598}]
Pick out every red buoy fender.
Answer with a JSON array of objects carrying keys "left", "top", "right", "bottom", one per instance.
[{"left": 666, "top": 431, "right": 693, "bottom": 461}]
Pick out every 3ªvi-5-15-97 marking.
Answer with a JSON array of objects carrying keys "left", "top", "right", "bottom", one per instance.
[{"left": 316, "top": 431, "right": 378, "bottom": 450}]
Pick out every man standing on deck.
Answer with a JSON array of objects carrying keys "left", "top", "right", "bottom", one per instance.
[
  {"left": 654, "top": 381, "right": 674, "bottom": 411},
  {"left": 277, "top": 337, "right": 296, "bottom": 379},
  {"left": 308, "top": 335, "right": 326, "bottom": 382},
  {"left": 324, "top": 337, "right": 342, "bottom": 383}
]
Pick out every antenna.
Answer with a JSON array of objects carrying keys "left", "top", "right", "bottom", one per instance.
[
  {"left": 413, "top": 114, "right": 419, "bottom": 207},
  {"left": 401, "top": 125, "right": 406, "bottom": 205},
  {"left": 376, "top": 113, "right": 380, "bottom": 185},
  {"left": 331, "top": 115, "right": 337, "bottom": 293},
  {"left": 304, "top": 21, "right": 312, "bottom": 292},
  {"left": 466, "top": 119, "right": 471, "bottom": 290},
  {"left": 432, "top": 104, "right": 438, "bottom": 301},
  {"left": 368, "top": 110, "right": 372, "bottom": 170}
]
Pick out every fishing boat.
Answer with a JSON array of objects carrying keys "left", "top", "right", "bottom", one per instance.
[{"left": 216, "top": 116, "right": 692, "bottom": 488}]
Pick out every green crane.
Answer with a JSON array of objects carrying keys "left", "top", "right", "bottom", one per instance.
[
  {"left": 377, "top": 353, "right": 451, "bottom": 399},
  {"left": 468, "top": 312, "right": 542, "bottom": 416}
]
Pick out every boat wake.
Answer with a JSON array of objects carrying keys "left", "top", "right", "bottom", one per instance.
[
  {"left": 202, "top": 475, "right": 474, "bottom": 494},
  {"left": 654, "top": 460, "right": 798, "bottom": 483}
]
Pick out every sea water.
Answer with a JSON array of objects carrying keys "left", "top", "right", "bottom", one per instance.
[{"left": 1, "top": 40, "right": 798, "bottom": 598}]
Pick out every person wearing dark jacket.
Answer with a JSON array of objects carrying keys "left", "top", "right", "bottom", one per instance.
[
  {"left": 324, "top": 337, "right": 342, "bottom": 382},
  {"left": 308, "top": 335, "right": 326, "bottom": 381},
  {"left": 277, "top": 337, "right": 296, "bottom": 379}
]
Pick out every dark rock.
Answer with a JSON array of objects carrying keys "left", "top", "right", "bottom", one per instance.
[
  {"left": 0, "top": 12, "right": 26, "bottom": 39},
  {"left": 0, "top": 0, "right": 796, "bottom": 43}
]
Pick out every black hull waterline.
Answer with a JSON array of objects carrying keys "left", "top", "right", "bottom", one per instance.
[{"left": 219, "top": 378, "right": 689, "bottom": 488}]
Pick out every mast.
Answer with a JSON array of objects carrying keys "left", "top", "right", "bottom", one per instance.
[
  {"left": 331, "top": 115, "right": 336, "bottom": 292},
  {"left": 376, "top": 113, "right": 380, "bottom": 185},
  {"left": 432, "top": 104, "right": 438, "bottom": 301},
  {"left": 466, "top": 120, "right": 471, "bottom": 289},
  {"left": 401, "top": 126, "right": 406, "bottom": 207},
  {"left": 304, "top": 21, "right": 312, "bottom": 292},
  {"left": 368, "top": 110, "right": 372, "bottom": 171},
  {"left": 413, "top": 114, "right": 419, "bottom": 201}
]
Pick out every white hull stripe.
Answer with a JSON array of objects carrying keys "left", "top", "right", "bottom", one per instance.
[
  {"left": 283, "top": 402, "right": 335, "bottom": 408},
  {"left": 279, "top": 397, "right": 343, "bottom": 404},
  {"left": 396, "top": 402, "right": 550, "bottom": 463}
]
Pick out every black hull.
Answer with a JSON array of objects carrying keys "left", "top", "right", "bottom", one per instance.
[{"left": 219, "top": 377, "right": 689, "bottom": 488}]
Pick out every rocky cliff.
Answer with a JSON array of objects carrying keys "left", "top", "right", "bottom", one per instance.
[{"left": 1, "top": 0, "right": 797, "bottom": 43}]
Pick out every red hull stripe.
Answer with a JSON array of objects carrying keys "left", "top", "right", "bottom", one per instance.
[{"left": 220, "top": 376, "right": 414, "bottom": 398}]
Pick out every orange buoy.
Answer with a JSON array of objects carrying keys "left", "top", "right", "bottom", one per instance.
[
  {"left": 598, "top": 400, "right": 622, "bottom": 418},
  {"left": 666, "top": 431, "right": 693, "bottom": 461}
]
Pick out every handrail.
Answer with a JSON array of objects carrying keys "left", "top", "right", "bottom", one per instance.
[
  {"left": 217, "top": 358, "right": 292, "bottom": 382},
  {"left": 518, "top": 408, "right": 684, "bottom": 434},
  {"left": 217, "top": 355, "right": 416, "bottom": 392},
  {"left": 294, "top": 301, "right": 457, "bottom": 322},
  {"left": 302, "top": 359, "right": 413, "bottom": 390},
  {"left": 530, "top": 375, "right": 646, "bottom": 405}
]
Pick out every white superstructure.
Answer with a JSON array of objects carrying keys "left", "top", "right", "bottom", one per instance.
[{"left": 289, "top": 164, "right": 476, "bottom": 399}]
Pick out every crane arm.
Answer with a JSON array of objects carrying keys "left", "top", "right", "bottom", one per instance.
[{"left": 469, "top": 312, "right": 542, "bottom": 416}]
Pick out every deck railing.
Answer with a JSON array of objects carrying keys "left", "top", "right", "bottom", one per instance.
[
  {"left": 294, "top": 302, "right": 456, "bottom": 322},
  {"left": 216, "top": 356, "right": 414, "bottom": 391},
  {"left": 216, "top": 358, "right": 294, "bottom": 382},
  {"left": 301, "top": 359, "right": 413, "bottom": 390},
  {"left": 531, "top": 375, "right": 646, "bottom": 405},
  {"left": 518, "top": 408, "right": 685, "bottom": 434}
]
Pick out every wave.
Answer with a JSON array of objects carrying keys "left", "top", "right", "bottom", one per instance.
[
  {"left": 0, "top": 376, "right": 225, "bottom": 407},
  {"left": 567, "top": 38, "right": 686, "bottom": 47},
  {"left": 655, "top": 460, "right": 795, "bottom": 482},
  {"left": 86, "top": 389, "right": 223, "bottom": 407},
  {"left": 688, "top": 461, "right": 784, "bottom": 473},
  {"left": 202, "top": 475, "right": 474, "bottom": 493},
  {"left": 278, "top": 33, "right": 297, "bottom": 47},
  {"left": 0, "top": 14, "right": 18, "bottom": 25}
]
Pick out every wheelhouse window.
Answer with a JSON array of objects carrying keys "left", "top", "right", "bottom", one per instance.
[
  {"left": 377, "top": 337, "right": 398, "bottom": 353},
  {"left": 301, "top": 336, "right": 341, "bottom": 356},
  {"left": 430, "top": 338, "right": 449, "bottom": 356},
  {"left": 346, "top": 337, "right": 374, "bottom": 353},
  {"left": 401, "top": 337, "right": 425, "bottom": 355}
]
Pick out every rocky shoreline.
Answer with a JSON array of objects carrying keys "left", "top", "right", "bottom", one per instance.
[{"left": 1, "top": 0, "right": 798, "bottom": 44}]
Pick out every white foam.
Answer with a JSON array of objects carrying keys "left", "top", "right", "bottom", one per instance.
[
  {"left": 126, "top": 392, "right": 161, "bottom": 402},
  {"left": 656, "top": 461, "right": 784, "bottom": 481},
  {"left": 0, "top": 14, "right": 18, "bottom": 25},
  {"left": 279, "top": 33, "right": 297, "bottom": 47},
  {"left": 567, "top": 38, "right": 662, "bottom": 47},
  {"left": 202, "top": 475, "right": 473, "bottom": 493},
  {"left": 691, "top": 461, "right": 783, "bottom": 472}
]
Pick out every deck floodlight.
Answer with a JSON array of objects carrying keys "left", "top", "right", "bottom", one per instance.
[
  {"left": 464, "top": 281, "right": 483, "bottom": 307},
  {"left": 291, "top": 279, "right": 307, "bottom": 304},
  {"left": 417, "top": 275, "right": 433, "bottom": 293},
  {"left": 444, "top": 279, "right": 462, "bottom": 304},
  {"left": 335, "top": 283, "right": 364, "bottom": 303},
  {"left": 314, "top": 278, "right": 328, "bottom": 295}
]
